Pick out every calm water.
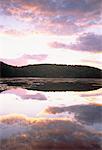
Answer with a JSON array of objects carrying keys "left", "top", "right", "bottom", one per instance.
[{"left": 0, "top": 78, "right": 102, "bottom": 150}]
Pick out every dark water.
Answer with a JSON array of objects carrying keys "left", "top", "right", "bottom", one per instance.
[{"left": 0, "top": 78, "right": 102, "bottom": 150}]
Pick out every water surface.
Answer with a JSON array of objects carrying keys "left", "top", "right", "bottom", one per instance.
[{"left": 0, "top": 78, "right": 102, "bottom": 150}]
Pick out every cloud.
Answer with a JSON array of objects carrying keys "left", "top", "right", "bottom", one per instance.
[
  {"left": 0, "top": 0, "right": 101, "bottom": 35},
  {"left": 82, "top": 59, "right": 102, "bottom": 65},
  {"left": 50, "top": 41, "right": 69, "bottom": 49},
  {"left": 0, "top": 25, "right": 25, "bottom": 36},
  {"left": 69, "top": 33, "right": 102, "bottom": 52},
  {"left": 50, "top": 33, "right": 102, "bottom": 52},
  {"left": 23, "top": 54, "right": 48, "bottom": 61},
  {"left": 0, "top": 54, "right": 48, "bottom": 66}
]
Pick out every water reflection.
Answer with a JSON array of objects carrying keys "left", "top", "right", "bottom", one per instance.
[
  {"left": 45, "top": 105, "right": 102, "bottom": 128},
  {"left": 0, "top": 86, "right": 102, "bottom": 149},
  {"left": 0, "top": 116, "right": 101, "bottom": 150},
  {"left": 0, "top": 78, "right": 102, "bottom": 92},
  {"left": 28, "top": 81, "right": 101, "bottom": 91},
  {"left": 2, "top": 88, "right": 47, "bottom": 100},
  {"left": 0, "top": 88, "right": 102, "bottom": 119}
]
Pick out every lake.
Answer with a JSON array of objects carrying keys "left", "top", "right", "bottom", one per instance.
[{"left": 0, "top": 78, "right": 102, "bottom": 150}]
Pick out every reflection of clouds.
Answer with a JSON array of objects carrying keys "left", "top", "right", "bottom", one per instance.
[
  {"left": 39, "top": 110, "right": 76, "bottom": 121},
  {"left": 79, "top": 88, "right": 102, "bottom": 105},
  {"left": 0, "top": 115, "right": 101, "bottom": 150},
  {"left": 1, "top": 88, "right": 88, "bottom": 107},
  {"left": 2, "top": 88, "right": 47, "bottom": 100},
  {"left": 22, "top": 93, "right": 47, "bottom": 100},
  {"left": 45, "top": 104, "right": 102, "bottom": 126},
  {"left": 0, "top": 93, "right": 47, "bottom": 117},
  {"left": 44, "top": 91, "right": 87, "bottom": 107},
  {"left": 1, "top": 88, "right": 101, "bottom": 118},
  {"left": 0, "top": 87, "right": 102, "bottom": 149},
  {"left": 80, "top": 88, "right": 102, "bottom": 97}
]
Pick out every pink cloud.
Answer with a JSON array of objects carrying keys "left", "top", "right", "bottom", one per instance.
[
  {"left": 0, "top": 54, "right": 48, "bottom": 66},
  {"left": 0, "top": 0, "right": 101, "bottom": 35},
  {"left": 23, "top": 54, "right": 47, "bottom": 61}
]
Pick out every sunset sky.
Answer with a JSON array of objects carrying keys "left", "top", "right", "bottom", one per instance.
[{"left": 0, "top": 0, "right": 102, "bottom": 69}]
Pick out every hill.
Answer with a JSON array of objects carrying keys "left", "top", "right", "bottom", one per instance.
[{"left": 0, "top": 62, "right": 102, "bottom": 78}]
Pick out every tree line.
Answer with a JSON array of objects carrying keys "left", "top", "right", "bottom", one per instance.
[{"left": 0, "top": 61, "right": 102, "bottom": 78}]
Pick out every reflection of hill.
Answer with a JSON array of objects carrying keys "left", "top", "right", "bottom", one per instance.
[
  {"left": 28, "top": 82, "right": 101, "bottom": 91},
  {"left": 0, "top": 79, "right": 101, "bottom": 92},
  {"left": 0, "top": 61, "right": 102, "bottom": 78}
]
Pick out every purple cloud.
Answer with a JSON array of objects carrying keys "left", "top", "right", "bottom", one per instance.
[
  {"left": 69, "top": 33, "right": 102, "bottom": 52},
  {"left": 50, "top": 33, "right": 102, "bottom": 52}
]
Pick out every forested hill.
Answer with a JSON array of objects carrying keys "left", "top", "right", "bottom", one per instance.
[{"left": 0, "top": 62, "right": 102, "bottom": 78}]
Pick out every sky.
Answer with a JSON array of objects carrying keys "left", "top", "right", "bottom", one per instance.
[{"left": 0, "top": 0, "right": 102, "bottom": 69}]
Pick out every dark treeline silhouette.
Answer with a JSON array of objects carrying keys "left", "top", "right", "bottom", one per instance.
[{"left": 0, "top": 61, "right": 102, "bottom": 78}]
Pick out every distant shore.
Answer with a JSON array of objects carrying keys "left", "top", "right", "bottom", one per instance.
[{"left": 0, "top": 62, "right": 102, "bottom": 78}]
